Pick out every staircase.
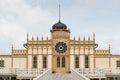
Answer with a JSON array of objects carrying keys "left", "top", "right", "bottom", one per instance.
[
  {"left": 34, "top": 69, "right": 90, "bottom": 80},
  {"left": 49, "top": 73, "right": 75, "bottom": 80}
]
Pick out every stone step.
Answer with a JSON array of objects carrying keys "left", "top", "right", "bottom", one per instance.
[{"left": 49, "top": 73, "right": 75, "bottom": 80}]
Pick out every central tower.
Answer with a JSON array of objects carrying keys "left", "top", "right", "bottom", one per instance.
[{"left": 51, "top": 20, "right": 70, "bottom": 73}]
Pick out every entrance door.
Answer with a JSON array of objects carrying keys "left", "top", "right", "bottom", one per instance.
[{"left": 56, "top": 56, "right": 66, "bottom": 73}]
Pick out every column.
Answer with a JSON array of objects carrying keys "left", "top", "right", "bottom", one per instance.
[
  {"left": 113, "top": 77, "right": 116, "bottom": 80},
  {"left": 2, "top": 77, "right": 7, "bottom": 80},
  {"left": 9, "top": 76, "right": 11, "bottom": 80},
  {"left": 19, "top": 78, "right": 22, "bottom": 80}
]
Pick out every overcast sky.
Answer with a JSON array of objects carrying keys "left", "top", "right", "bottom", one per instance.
[{"left": 0, "top": 0, "right": 120, "bottom": 55}]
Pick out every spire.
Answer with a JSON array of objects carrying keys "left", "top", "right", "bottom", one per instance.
[
  {"left": 32, "top": 36, "right": 34, "bottom": 41},
  {"left": 83, "top": 36, "right": 85, "bottom": 41},
  {"left": 37, "top": 36, "right": 39, "bottom": 40},
  {"left": 59, "top": 4, "right": 61, "bottom": 22},
  {"left": 109, "top": 44, "right": 111, "bottom": 52},
  {"left": 42, "top": 36, "right": 43, "bottom": 40},
  {"left": 27, "top": 32, "right": 29, "bottom": 42},
  {"left": 93, "top": 33, "right": 95, "bottom": 41},
  {"left": 74, "top": 36, "right": 76, "bottom": 40},
  {"left": 79, "top": 36, "right": 80, "bottom": 40},
  {"left": 12, "top": 44, "right": 14, "bottom": 54},
  {"left": 47, "top": 36, "right": 48, "bottom": 40},
  {"left": 88, "top": 36, "right": 90, "bottom": 41},
  {"left": 12, "top": 44, "right": 13, "bottom": 50}
]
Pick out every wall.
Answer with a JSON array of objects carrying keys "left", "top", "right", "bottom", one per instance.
[
  {"left": 13, "top": 58, "right": 26, "bottom": 68},
  {"left": 96, "top": 57, "right": 109, "bottom": 68},
  {"left": 70, "top": 46, "right": 94, "bottom": 69},
  {"left": 111, "top": 56, "right": 120, "bottom": 73},
  {"left": 0, "top": 56, "right": 12, "bottom": 68}
]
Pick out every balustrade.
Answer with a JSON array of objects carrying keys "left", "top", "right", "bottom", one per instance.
[
  {"left": 0, "top": 68, "right": 48, "bottom": 79},
  {"left": 71, "top": 69, "right": 90, "bottom": 80},
  {"left": 74, "top": 68, "right": 120, "bottom": 78},
  {"left": 33, "top": 70, "right": 50, "bottom": 80}
]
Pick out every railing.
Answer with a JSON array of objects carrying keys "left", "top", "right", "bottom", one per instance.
[
  {"left": 0, "top": 68, "right": 17, "bottom": 75},
  {"left": 74, "top": 68, "right": 120, "bottom": 78},
  {"left": 0, "top": 68, "right": 48, "bottom": 79},
  {"left": 71, "top": 69, "right": 90, "bottom": 80},
  {"left": 17, "top": 68, "right": 47, "bottom": 78},
  {"left": 33, "top": 70, "right": 51, "bottom": 80},
  {"left": 106, "top": 68, "right": 120, "bottom": 76},
  {"left": 13, "top": 50, "right": 27, "bottom": 55}
]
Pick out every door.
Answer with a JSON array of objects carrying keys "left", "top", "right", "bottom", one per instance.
[{"left": 56, "top": 56, "right": 66, "bottom": 73}]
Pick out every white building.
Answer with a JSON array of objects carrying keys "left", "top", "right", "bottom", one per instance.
[{"left": 0, "top": 20, "right": 120, "bottom": 80}]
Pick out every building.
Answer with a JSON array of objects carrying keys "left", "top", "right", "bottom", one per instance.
[{"left": 0, "top": 20, "right": 120, "bottom": 80}]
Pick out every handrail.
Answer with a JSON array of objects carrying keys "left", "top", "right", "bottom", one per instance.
[
  {"left": 33, "top": 70, "right": 50, "bottom": 80},
  {"left": 74, "top": 68, "right": 120, "bottom": 78},
  {"left": 71, "top": 69, "right": 90, "bottom": 80}
]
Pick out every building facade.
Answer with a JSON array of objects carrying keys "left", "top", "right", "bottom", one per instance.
[{"left": 0, "top": 20, "right": 120, "bottom": 79}]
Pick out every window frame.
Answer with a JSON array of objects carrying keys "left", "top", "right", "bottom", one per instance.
[
  {"left": 75, "top": 56, "right": 79, "bottom": 68},
  {"left": 62, "top": 56, "right": 65, "bottom": 68},
  {"left": 57, "top": 56, "right": 60, "bottom": 68},
  {"left": 117, "top": 61, "right": 120, "bottom": 68},
  {"left": 0, "top": 60, "right": 4, "bottom": 67},
  {"left": 43, "top": 56, "right": 47, "bottom": 68},
  {"left": 33, "top": 56, "right": 37, "bottom": 68},
  {"left": 85, "top": 55, "right": 89, "bottom": 68}
]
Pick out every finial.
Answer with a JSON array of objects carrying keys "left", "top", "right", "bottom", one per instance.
[
  {"left": 109, "top": 44, "right": 111, "bottom": 52},
  {"left": 79, "top": 36, "right": 80, "bottom": 40},
  {"left": 37, "top": 36, "right": 39, "bottom": 40},
  {"left": 47, "top": 36, "right": 48, "bottom": 40},
  {"left": 88, "top": 36, "right": 90, "bottom": 41},
  {"left": 74, "top": 36, "right": 76, "bottom": 40},
  {"left": 12, "top": 44, "right": 13, "bottom": 50},
  {"left": 42, "top": 36, "right": 43, "bottom": 40},
  {"left": 83, "top": 36, "right": 85, "bottom": 41},
  {"left": 59, "top": 4, "right": 61, "bottom": 22},
  {"left": 32, "top": 36, "right": 34, "bottom": 40},
  {"left": 93, "top": 33, "right": 95, "bottom": 41},
  {"left": 27, "top": 32, "right": 29, "bottom": 41}
]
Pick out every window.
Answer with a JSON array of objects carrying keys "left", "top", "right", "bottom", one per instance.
[
  {"left": 0, "top": 60, "right": 4, "bottom": 67},
  {"left": 33, "top": 56, "right": 37, "bottom": 68},
  {"left": 57, "top": 57, "right": 60, "bottom": 68},
  {"left": 85, "top": 55, "right": 89, "bottom": 68},
  {"left": 75, "top": 56, "right": 79, "bottom": 68},
  {"left": 43, "top": 56, "right": 47, "bottom": 68},
  {"left": 117, "top": 61, "right": 120, "bottom": 67},
  {"left": 62, "top": 57, "right": 65, "bottom": 68}
]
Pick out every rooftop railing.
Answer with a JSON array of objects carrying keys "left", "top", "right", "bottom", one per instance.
[
  {"left": 74, "top": 68, "right": 120, "bottom": 78},
  {"left": 0, "top": 68, "right": 48, "bottom": 79}
]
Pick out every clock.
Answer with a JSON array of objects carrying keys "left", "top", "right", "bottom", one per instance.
[{"left": 55, "top": 42, "right": 67, "bottom": 53}]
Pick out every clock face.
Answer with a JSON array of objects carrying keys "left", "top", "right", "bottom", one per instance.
[{"left": 55, "top": 42, "right": 67, "bottom": 53}]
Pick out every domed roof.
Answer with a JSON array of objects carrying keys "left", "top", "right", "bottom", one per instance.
[{"left": 52, "top": 20, "right": 67, "bottom": 30}]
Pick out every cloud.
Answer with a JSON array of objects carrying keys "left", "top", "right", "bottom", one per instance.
[
  {"left": 0, "top": 0, "right": 54, "bottom": 54},
  {"left": 0, "top": 0, "right": 120, "bottom": 55}
]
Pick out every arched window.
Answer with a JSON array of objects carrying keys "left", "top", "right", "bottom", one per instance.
[
  {"left": 62, "top": 57, "right": 65, "bottom": 68},
  {"left": 33, "top": 56, "right": 37, "bottom": 68},
  {"left": 43, "top": 56, "right": 47, "bottom": 68},
  {"left": 85, "top": 55, "right": 89, "bottom": 68},
  {"left": 75, "top": 56, "right": 79, "bottom": 68},
  {"left": 57, "top": 57, "right": 60, "bottom": 68}
]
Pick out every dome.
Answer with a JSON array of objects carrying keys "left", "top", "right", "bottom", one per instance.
[{"left": 52, "top": 20, "right": 67, "bottom": 30}]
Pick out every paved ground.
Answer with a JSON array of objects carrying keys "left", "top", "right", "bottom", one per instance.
[{"left": 49, "top": 73, "right": 75, "bottom": 80}]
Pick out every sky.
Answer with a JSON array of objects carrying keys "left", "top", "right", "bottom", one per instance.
[{"left": 0, "top": 0, "right": 120, "bottom": 55}]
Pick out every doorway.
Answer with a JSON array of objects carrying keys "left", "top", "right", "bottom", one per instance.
[{"left": 55, "top": 56, "right": 66, "bottom": 73}]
